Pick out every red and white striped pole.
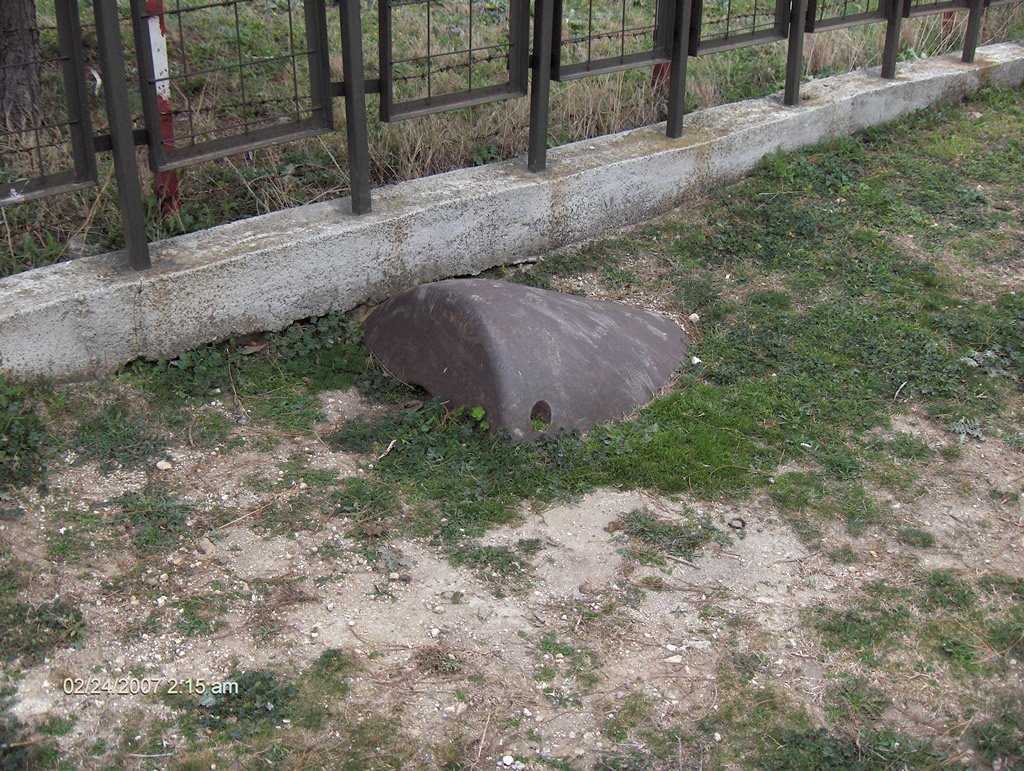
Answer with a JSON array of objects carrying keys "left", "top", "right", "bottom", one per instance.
[{"left": 146, "top": 0, "right": 180, "bottom": 214}]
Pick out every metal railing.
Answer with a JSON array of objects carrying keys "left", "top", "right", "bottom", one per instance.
[{"left": 0, "top": 0, "right": 1010, "bottom": 269}]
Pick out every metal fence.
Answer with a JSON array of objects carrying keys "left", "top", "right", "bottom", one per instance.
[{"left": 0, "top": 0, "right": 1013, "bottom": 269}]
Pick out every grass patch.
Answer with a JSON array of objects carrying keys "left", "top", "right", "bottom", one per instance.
[
  {"left": 988, "top": 604, "right": 1024, "bottom": 658},
  {"left": 70, "top": 401, "right": 167, "bottom": 473},
  {"left": 813, "top": 602, "right": 911, "bottom": 665},
  {"left": 760, "top": 727, "right": 944, "bottom": 769},
  {"left": 448, "top": 543, "right": 534, "bottom": 589},
  {"left": 124, "top": 314, "right": 415, "bottom": 434},
  {"left": 111, "top": 487, "right": 192, "bottom": 553},
  {"left": 181, "top": 669, "right": 299, "bottom": 739},
  {"left": 918, "top": 569, "right": 976, "bottom": 610},
  {"left": 0, "top": 377, "right": 48, "bottom": 490},
  {"left": 824, "top": 675, "right": 888, "bottom": 725},
  {"left": 897, "top": 526, "right": 935, "bottom": 548},
  {"left": 0, "top": 598, "right": 85, "bottom": 665},
  {"left": 613, "top": 508, "right": 727, "bottom": 564},
  {"left": 597, "top": 692, "right": 683, "bottom": 767},
  {"left": 307, "top": 648, "right": 360, "bottom": 695},
  {"left": 969, "top": 690, "right": 1024, "bottom": 767}
]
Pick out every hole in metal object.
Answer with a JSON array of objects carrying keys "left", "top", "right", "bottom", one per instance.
[{"left": 530, "top": 400, "right": 552, "bottom": 429}]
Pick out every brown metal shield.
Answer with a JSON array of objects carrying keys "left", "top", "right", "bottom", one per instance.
[{"left": 363, "top": 279, "right": 688, "bottom": 441}]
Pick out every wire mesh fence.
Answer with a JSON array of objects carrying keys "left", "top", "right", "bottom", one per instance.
[
  {"left": 379, "top": 0, "right": 529, "bottom": 118},
  {"left": 131, "top": 0, "right": 333, "bottom": 170},
  {"left": 0, "top": 0, "right": 1016, "bottom": 268},
  {"left": 552, "top": 0, "right": 673, "bottom": 79},
  {"left": 0, "top": 0, "right": 95, "bottom": 204}
]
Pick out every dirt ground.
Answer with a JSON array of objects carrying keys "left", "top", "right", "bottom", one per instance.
[{"left": 3, "top": 382, "right": 1022, "bottom": 768}]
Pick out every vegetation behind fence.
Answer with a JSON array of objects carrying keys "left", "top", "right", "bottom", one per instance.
[{"left": 0, "top": 0, "right": 1021, "bottom": 274}]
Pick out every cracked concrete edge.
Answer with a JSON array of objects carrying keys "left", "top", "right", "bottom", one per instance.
[{"left": 2, "top": 42, "right": 1022, "bottom": 381}]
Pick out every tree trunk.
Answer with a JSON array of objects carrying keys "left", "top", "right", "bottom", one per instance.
[{"left": 0, "top": 0, "right": 42, "bottom": 128}]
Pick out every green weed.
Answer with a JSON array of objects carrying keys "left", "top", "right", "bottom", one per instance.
[
  {"left": 918, "top": 570, "right": 976, "bottom": 610},
  {"left": 969, "top": 690, "right": 1024, "bottom": 766},
  {"left": 988, "top": 604, "right": 1024, "bottom": 658},
  {"left": 112, "top": 487, "right": 192, "bottom": 553},
  {"left": 70, "top": 402, "right": 167, "bottom": 473},
  {"left": 614, "top": 508, "right": 726, "bottom": 564},
  {"left": 185, "top": 670, "right": 298, "bottom": 738},
  {"left": 824, "top": 675, "right": 888, "bottom": 725},
  {"left": 760, "top": 727, "right": 944, "bottom": 769},
  {"left": 814, "top": 603, "right": 910, "bottom": 665},
  {"left": 897, "top": 527, "right": 935, "bottom": 548},
  {"left": 0, "top": 376, "right": 48, "bottom": 490},
  {"left": 0, "top": 598, "right": 85, "bottom": 665},
  {"left": 308, "top": 648, "right": 359, "bottom": 695}
]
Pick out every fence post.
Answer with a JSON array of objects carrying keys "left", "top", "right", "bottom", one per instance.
[
  {"left": 93, "top": 0, "right": 151, "bottom": 270},
  {"left": 783, "top": 0, "right": 808, "bottom": 106},
  {"left": 881, "top": 0, "right": 904, "bottom": 78},
  {"left": 666, "top": 0, "right": 692, "bottom": 138},
  {"left": 528, "top": 0, "right": 555, "bottom": 172},
  {"left": 961, "top": 0, "right": 984, "bottom": 63},
  {"left": 339, "top": 0, "right": 372, "bottom": 213},
  {"left": 144, "top": 0, "right": 180, "bottom": 213}
]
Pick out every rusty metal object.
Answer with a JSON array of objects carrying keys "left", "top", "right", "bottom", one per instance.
[{"left": 362, "top": 279, "right": 689, "bottom": 441}]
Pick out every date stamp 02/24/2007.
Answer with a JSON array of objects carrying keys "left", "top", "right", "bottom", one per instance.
[{"left": 62, "top": 677, "right": 239, "bottom": 697}]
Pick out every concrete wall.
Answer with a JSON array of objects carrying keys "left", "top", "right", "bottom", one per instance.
[{"left": 2, "top": 43, "right": 1023, "bottom": 381}]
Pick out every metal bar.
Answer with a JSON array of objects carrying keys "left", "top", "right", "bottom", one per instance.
[
  {"left": 695, "top": 28, "right": 785, "bottom": 53},
  {"left": 92, "top": 128, "right": 150, "bottom": 153},
  {"left": 130, "top": 0, "right": 167, "bottom": 171},
  {"left": 688, "top": 0, "right": 703, "bottom": 54},
  {"left": 528, "top": 0, "right": 555, "bottom": 171},
  {"left": 330, "top": 78, "right": 383, "bottom": 96},
  {"left": 784, "top": 0, "right": 808, "bottom": 105},
  {"left": 94, "top": 0, "right": 151, "bottom": 270},
  {"left": 146, "top": 0, "right": 181, "bottom": 213},
  {"left": 881, "top": 0, "right": 903, "bottom": 77},
  {"left": 666, "top": 0, "right": 692, "bottom": 138},
  {"left": 550, "top": 0, "right": 565, "bottom": 79},
  {"left": 961, "top": 0, "right": 984, "bottom": 62},
  {"left": 0, "top": 173, "right": 91, "bottom": 208},
  {"left": 340, "top": 0, "right": 372, "bottom": 213},
  {"left": 556, "top": 49, "right": 671, "bottom": 79},
  {"left": 385, "top": 83, "right": 525, "bottom": 119},
  {"left": 904, "top": 0, "right": 961, "bottom": 15},
  {"left": 55, "top": 0, "right": 97, "bottom": 187},
  {"left": 151, "top": 122, "right": 326, "bottom": 171},
  {"left": 774, "top": 0, "right": 791, "bottom": 37},
  {"left": 305, "top": 0, "right": 335, "bottom": 130},
  {"left": 509, "top": 0, "right": 531, "bottom": 94},
  {"left": 378, "top": 0, "right": 394, "bottom": 119},
  {"left": 805, "top": 0, "right": 818, "bottom": 30},
  {"left": 806, "top": 8, "right": 885, "bottom": 30}
]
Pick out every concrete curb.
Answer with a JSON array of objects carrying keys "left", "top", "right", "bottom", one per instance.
[{"left": 2, "top": 42, "right": 1023, "bottom": 380}]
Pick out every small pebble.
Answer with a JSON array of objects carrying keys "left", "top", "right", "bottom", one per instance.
[
  {"left": 502, "top": 756, "right": 514, "bottom": 767},
  {"left": 156, "top": 460, "right": 173, "bottom": 471}
]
